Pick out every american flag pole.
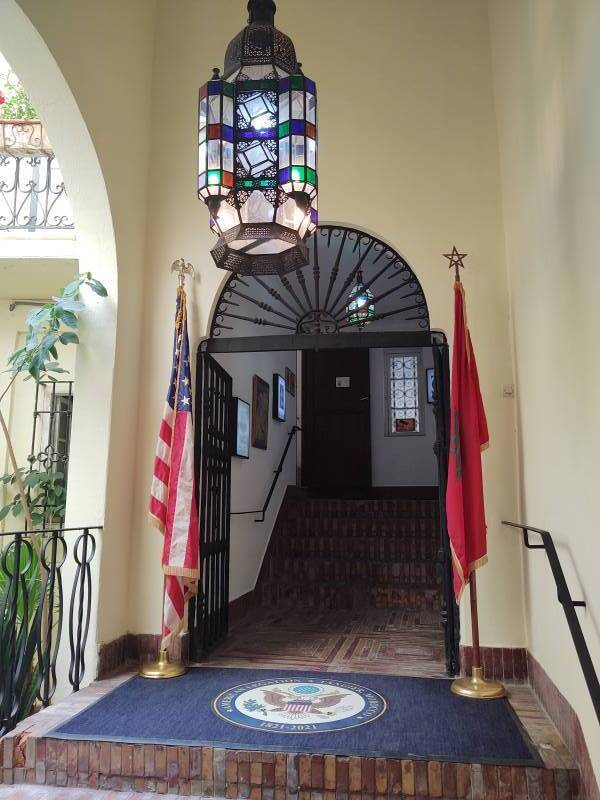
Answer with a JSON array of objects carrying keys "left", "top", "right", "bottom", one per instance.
[{"left": 141, "top": 259, "right": 199, "bottom": 680}]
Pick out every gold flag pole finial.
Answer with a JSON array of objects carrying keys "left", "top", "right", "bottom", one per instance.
[
  {"left": 443, "top": 246, "right": 467, "bottom": 282},
  {"left": 171, "top": 257, "right": 196, "bottom": 288}
]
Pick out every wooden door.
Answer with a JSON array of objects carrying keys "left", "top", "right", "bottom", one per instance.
[{"left": 302, "top": 348, "right": 371, "bottom": 490}]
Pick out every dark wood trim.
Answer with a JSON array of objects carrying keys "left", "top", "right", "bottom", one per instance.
[
  {"left": 97, "top": 633, "right": 189, "bottom": 679},
  {"left": 460, "top": 645, "right": 528, "bottom": 683},
  {"left": 202, "top": 331, "right": 436, "bottom": 354},
  {"left": 229, "top": 589, "right": 258, "bottom": 626}
]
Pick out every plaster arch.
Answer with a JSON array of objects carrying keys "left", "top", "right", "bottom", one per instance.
[{"left": 1, "top": 0, "right": 119, "bottom": 687}]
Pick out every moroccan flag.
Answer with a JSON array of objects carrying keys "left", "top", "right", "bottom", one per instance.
[
  {"left": 149, "top": 285, "right": 199, "bottom": 649},
  {"left": 446, "top": 280, "right": 489, "bottom": 601}
]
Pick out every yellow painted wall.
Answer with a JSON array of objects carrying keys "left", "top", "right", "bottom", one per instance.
[
  {"left": 127, "top": 0, "right": 524, "bottom": 645},
  {"left": 489, "top": 0, "right": 600, "bottom": 779},
  {"left": 7, "top": 0, "right": 527, "bottom": 664},
  {"left": 12, "top": 0, "right": 158, "bottom": 649}
]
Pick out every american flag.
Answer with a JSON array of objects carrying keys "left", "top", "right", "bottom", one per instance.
[{"left": 149, "top": 285, "right": 199, "bottom": 649}]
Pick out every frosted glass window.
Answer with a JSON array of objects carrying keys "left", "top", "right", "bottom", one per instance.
[{"left": 386, "top": 353, "right": 421, "bottom": 434}]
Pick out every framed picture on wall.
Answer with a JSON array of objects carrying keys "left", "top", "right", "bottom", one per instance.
[
  {"left": 285, "top": 366, "right": 296, "bottom": 397},
  {"left": 231, "top": 397, "right": 250, "bottom": 458},
  {"left": 251, "top": 375, "right": 269, "bottom": 450},
  {"left": 426, "top": 368, "right": 436, "bottom": 404},
  {"left": 273, "top": 373, "right": 286, "bottom": 422}
]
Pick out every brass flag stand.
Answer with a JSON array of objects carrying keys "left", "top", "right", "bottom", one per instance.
[
  {"left": 450, "top": 572, "right": 506, "bottom": 699},
  {"left": 139, "top": 579, "right": 187, "bottom": 679},
  {"left": 140, "top": 259, "right": 196, "bottom": 680}
]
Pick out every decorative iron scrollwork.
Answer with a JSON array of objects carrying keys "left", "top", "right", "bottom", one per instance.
[{"left": 210, "top": 225, "right": 430, "bottom": 339}]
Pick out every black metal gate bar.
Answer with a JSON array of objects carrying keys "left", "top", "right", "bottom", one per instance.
[
  {"left": 189, "top": 353, "right": 232, "bottom": 659},
  {"left": 432, "top": 337, "right": 460, "bottom": 674}
]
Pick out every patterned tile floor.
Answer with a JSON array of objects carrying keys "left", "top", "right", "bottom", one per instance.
[{"left": 202, "top": 608, "right": 447, "bottom": 677}]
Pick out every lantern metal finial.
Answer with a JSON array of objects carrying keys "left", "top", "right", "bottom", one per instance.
[{"left": 248, "top": 0, "right": 276, "bottom": 25}]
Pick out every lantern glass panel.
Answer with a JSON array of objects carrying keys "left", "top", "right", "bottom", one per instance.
[
  {"left": 291, "top": 135, "right": 305, "bottom": 165},
  {"left": 198, "top": 141, "right": 207, "bottom": 170},
  {"left": 238, "top": 139, "right": 276, "bottom": 177},
  {"left": 279, "top": 137, "right": 290, "bottom": 168},
  {"left": 237, "top": 91, "right": 277, "bottom": 131},
  {"left": 306, "top": 93, "right": 316, "bottom": 124},
  {"left": 306, "top": 137, "right": 316, "bottom": 169},
  {"left": 199, "top": 96, "right": 208, "bottom": 131},
  {"left": 279, "top": 93, "right": 289, "bottom": 124},
  {"left": 223, "top": 141, "right": 234, "bottom": 173},
  {"left": 291, "top": 90, "right": 304, "bottom": 119},
  {"left": 208, "top": 95, "right": 221, "bottom": 124},
  {"left": 223, "top": 96, "right": 234, "bottom": 126},
  {"left": 208, "top": 139, "right": 221, "bottom": 169}
]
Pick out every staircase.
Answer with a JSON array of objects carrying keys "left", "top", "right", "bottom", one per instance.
[{"left": 258, "top": 489, "right": 443, "bottom": 610}]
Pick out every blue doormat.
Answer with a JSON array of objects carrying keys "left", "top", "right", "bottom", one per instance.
[{"left": 48, "top": 667, "right": 542, "bottom": 765}]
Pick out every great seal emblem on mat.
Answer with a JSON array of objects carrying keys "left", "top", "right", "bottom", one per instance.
[{"left": 213, "top": 677, "right": 386, "bottom": 733}]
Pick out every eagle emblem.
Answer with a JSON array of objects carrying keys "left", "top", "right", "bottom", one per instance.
[{"left": 261, "top": 686, "right": 350, "bottom": 719}]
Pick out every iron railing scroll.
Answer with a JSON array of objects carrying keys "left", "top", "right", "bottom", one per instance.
[
  {"left": 0, "top": 120, "right": 74, "bottom": 231},
  {"left": 502, "top": 521, "right": 600, "bottom": 725},
  {"left": 231, "top": 425, "right": 301, "bottom": 523},
  {"left": 0, "top": 525, "right": 101, "bottom": 736}
]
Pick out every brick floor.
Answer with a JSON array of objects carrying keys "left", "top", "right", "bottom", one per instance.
[{"left": 0, "top": 609, "right": 579, "bottom": 798}]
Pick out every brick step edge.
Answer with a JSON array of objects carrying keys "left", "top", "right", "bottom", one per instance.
[{"left": 0, "top": 737, "right": 581, "bottom": 799}]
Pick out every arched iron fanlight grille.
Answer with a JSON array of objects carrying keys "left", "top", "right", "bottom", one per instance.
[{"left": 210, "top": 225, "right": 430, "bottom": 339}]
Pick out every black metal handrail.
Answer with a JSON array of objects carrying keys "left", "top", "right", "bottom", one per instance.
[
  {"left": 0, "top": 525, "right": 102, "bottom": 736},
  {"left": 231, "top": 425, "right": 300, "bottom": 523},
  {"left": 503, "top": 521, "right": 600, "bottom": 725}
]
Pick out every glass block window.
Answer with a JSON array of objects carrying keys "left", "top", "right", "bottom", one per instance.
[{"left": 387, "top": 353, "right": 421, "bottom": 435}]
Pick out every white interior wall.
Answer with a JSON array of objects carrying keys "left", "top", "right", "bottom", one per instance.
[
  {"left": 213, "top": 351, "right": 297, "bottom": 601},
  {"left": 370, "top": 347, "right": 437, "bottom": 487}
]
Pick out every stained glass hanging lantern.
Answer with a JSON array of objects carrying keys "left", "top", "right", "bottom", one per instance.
[
  {"left": 346, "top": 270, "right": 375, "bottom": 328},
  {"left": 198, "top": 0, "right": 318, "bottom": 276}
]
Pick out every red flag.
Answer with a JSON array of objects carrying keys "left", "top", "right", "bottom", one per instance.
[
  {"left": 149, "top": 285, "right": 199, "bottom": 649},
  {"left": 446, "top": 280, "right": 489, "bottom": 601}
]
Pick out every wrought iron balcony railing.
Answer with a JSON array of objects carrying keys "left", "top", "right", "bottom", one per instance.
[
  {"left": 0, "top": 119, "right": 74, "bottom": 231},
  {"left": 0, "top": 526, "right": 101, "bottom": 736}
]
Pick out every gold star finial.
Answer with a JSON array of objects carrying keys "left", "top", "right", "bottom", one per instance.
[{"left": 443, "top": 246, "right": 468, "bottom": 281}]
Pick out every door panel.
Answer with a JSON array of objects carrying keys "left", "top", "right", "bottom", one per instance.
[{"left": 302, "top": 348, "right": 371, "bottom": 489}]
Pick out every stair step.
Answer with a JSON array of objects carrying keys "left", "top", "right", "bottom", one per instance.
[
  {"left": 260, "top": 581, "right": 442, "bottom": 610},
  {"left": 265, "top": 557, "right": 441, "bottom": 585},
  {"left": 275, "top": 539, "right": 440, "bottom": 561}
]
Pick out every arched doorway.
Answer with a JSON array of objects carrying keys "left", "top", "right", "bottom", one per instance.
[
  {"left": 195, "top": 225, "right": 459, "bottom": 675},
  {"left": 1, "top": 1, "right": 119, "bottom": 692}
]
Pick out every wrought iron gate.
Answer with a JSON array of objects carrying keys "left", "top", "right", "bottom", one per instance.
[
  {"left": 432, "top": 338, "right": 460, "bottom": 674},
  {"left": 189, "top": 353, "right": 232, "bottom": 659}
]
